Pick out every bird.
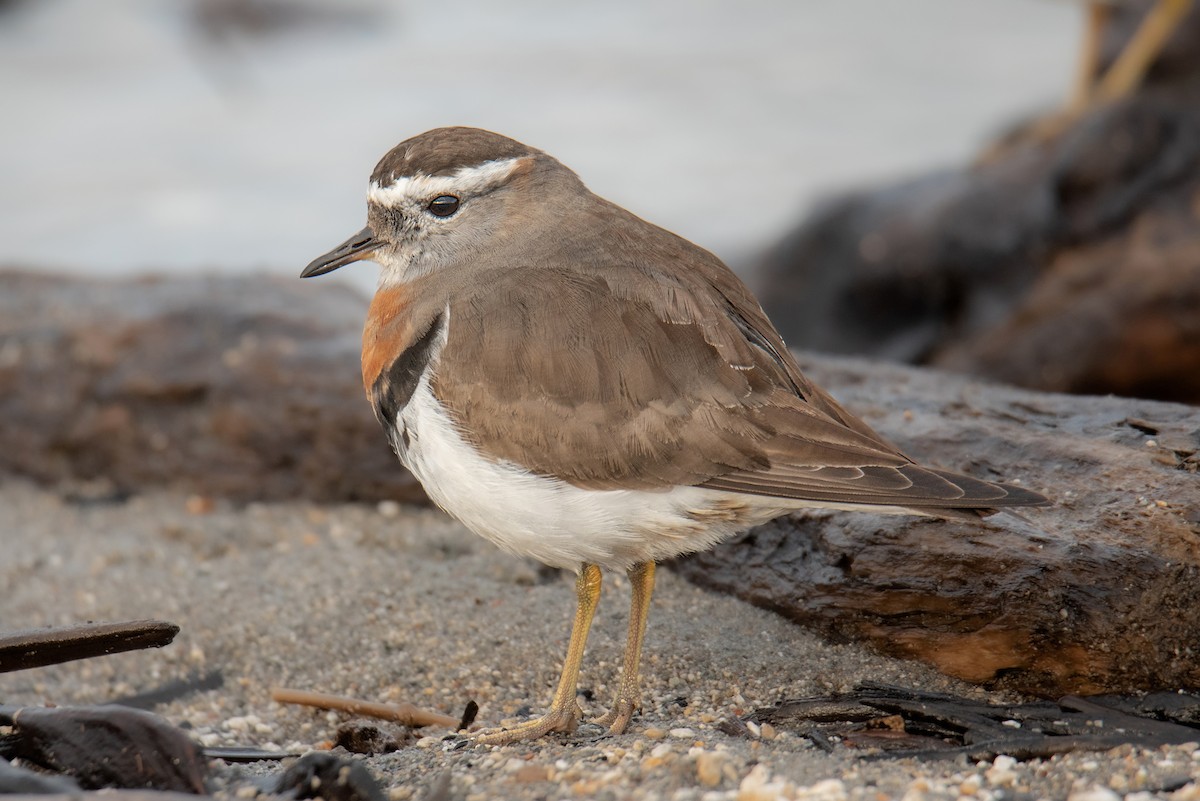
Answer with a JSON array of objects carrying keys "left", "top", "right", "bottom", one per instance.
[{"left": 301, "top": 126, "right": 1048, "bottom": 745}]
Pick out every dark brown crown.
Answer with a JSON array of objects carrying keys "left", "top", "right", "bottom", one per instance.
[{"left": 370, "top": 127, "right": 542, "bottom": 186}]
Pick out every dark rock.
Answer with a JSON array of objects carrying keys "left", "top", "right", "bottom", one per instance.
[
  {"left": 673, "top": 353, "right": 1200, "bottom": 697},
  {"left": 0, "top": 706, "right": 207, "bottom": 793},
  {"left": 755, "top": 5, "right": 1200, "bottom": 404},
  {"left": 333, "top": 720, "right": 410, "bottom": 755},
  {"left": 0, "top": 271, "right": 424, "bottom": 504},
  {"left": 269, "top": 752, "right": 385, "bottom": 801}
]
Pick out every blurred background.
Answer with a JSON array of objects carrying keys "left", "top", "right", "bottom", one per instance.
[
  {"left": 0, "top": 0, "right": 1077, "bottom": 293},
  {"left": 3, "top": 0, "right": 1198, "bottom": 502}
]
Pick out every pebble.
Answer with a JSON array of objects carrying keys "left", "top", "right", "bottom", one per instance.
[
  {"left": 510, "top": 764, "right": 550, "bottom": 783},
  {"left": 985, "top": 755, "right": 1018, "bottom": 787},
  {"left": 185, "top": 494, "right": 215, "bottom": 515},
  {"left": 796, "top": 779, "right": 846, "bottom": 801},
  {"left": 731, "top": 770, "right": 847, "bottom": 801},
  {"left": 650, "top": 743, "right": 674, "bottom": 759},
  {"left": 670, "top": 727, "right": 697, "bottom": 739},
  {"left": 224, "top": 714, "right": 261, "bottom": 732},
  {"left": 1173, "top": 783, "right": 1200, "bottom": 801},
  {"left": 903, "top": 777, "right": 934, "bottom": 801},
  {"left": 1067, "top": 786, "right": 1120, "bottom": 801},
  {"left": 958, "top": 774, "right": 982, "bottom": 795},
  {"left": 695, "top": 752, "right": 727, "bottom": 787},
  {"left": 737, "top": 764, "right": 792, "bottom": 801}
]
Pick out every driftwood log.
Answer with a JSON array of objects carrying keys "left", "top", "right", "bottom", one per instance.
[
  {"left": 742, "top": 683, "right": 1200, "bottom": 761},
  {"left": 754, "top": 4, "right": 1200, "bottom": 404},
  {"left": 1, "top": 271, "right": 1197, "bottom": 697},
  {"left": 0, "top": 271, "right": 422, "bottom": 504},
  {"left": 672, "top": 353, "right": 1200, "bottom": 697}
]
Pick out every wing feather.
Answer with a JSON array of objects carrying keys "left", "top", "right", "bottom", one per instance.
[{"left": 428, "top": 201, "right": 1045, "bottom": 512}]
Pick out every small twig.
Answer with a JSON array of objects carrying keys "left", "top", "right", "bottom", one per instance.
[
  {"left": 457, "top": 700, "right": 479, "bottom": 732},
  {"left": 271, "top": 687, "right": 460, "bottom": 729},
  {"left": 204, "top": 745, "right": 305, "bottom": 763},
  {"left": 806, "top": 729, "right": 837, "bottom": 753},
  {"left": 0, "top": 620, "right": 179, "bottom": 673},
  {"left": 715, "top": 715, "right": 754, "bottom": 739}
]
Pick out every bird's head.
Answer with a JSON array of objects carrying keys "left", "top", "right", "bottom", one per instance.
[{"left": 302, "top": 127, "right": 583, "bottom": 287}]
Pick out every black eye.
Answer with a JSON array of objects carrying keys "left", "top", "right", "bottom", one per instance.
[{"left": 427, "top": 195, "right": 460, "bottom": 217}]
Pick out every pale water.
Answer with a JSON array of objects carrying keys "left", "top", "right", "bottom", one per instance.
[{"left": 0, "top": 0, "right": 1075, "bottom": 295}]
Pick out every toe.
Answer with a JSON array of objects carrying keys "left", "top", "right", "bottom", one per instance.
[
  {"left": 472, "top": 706, "right": 580, "bottom": 745},
  {"left": 592, "top": 699, "right": 636, "bottom": 734}
]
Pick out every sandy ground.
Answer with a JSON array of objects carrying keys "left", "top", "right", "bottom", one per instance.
[{"left": 2, "top": 481, "right": 1198, "bottom": 801}]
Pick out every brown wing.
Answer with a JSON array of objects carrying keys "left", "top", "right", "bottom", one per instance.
[{"left": 430, "top": 203, "right": 1044, "bottom": 510}]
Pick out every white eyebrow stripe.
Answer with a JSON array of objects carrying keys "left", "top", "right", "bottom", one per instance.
[{"left": 367, "top": 157, "right": 527, "bottom": 206}]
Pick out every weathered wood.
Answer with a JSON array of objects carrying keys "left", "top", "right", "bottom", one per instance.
[
  {"left": 270, "top": 687, "right": 460, "bottom": 729},
  {"left": 0, "top": 620, "right": 179, "bottom": 673},
  {"left": 754, "top": 7, "right": 1200, "bottom": 405},
  {"left": 0, "top": 272, "right": 425, "bottom": 505},
  {"left": 673, "top": 353, "right": 1200, "bottom": 697},
  {"left": 2, "top": 272, "right": 1196, "bottom": 697},
  {"left": 746, "top": 683, "right": 1200, "bottom": 761}
]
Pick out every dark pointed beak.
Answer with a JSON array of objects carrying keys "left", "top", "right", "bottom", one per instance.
[{"left": 301, "top": 226, "right": 383, "bottom": 278}]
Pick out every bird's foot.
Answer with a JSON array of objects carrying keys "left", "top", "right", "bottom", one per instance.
[
  {"left": 592, "top": 695, "right": 639, "bottom": 735},
  {"left": 472, "top": 702, "right": 583, "bottom": 745}
]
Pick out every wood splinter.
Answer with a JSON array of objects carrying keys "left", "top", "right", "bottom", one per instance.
[
  {"left": 0, "top": 620, "right": 180, "bottom": 673},
  {"left": 270, "top": 687, "right": 461, "bottom": 729}
]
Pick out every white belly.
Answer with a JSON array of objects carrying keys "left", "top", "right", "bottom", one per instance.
[{"left": 390, "top": 374, "right": 790, "bottom": 572}]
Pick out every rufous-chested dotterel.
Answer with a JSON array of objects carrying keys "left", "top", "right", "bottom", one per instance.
[{"left": 302, "top": 126, "right": 1048, "bottom": 745}]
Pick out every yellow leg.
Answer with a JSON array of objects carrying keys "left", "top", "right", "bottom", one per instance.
[
  {"left": 1095, "top": 0, "right": 1194, "bottom": 103},
  {"left": 473, "top": 563, "right": 602, "bottom": 745},
  {"left": 593, "top": 561, "right": 656, "bottom": 734}
]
